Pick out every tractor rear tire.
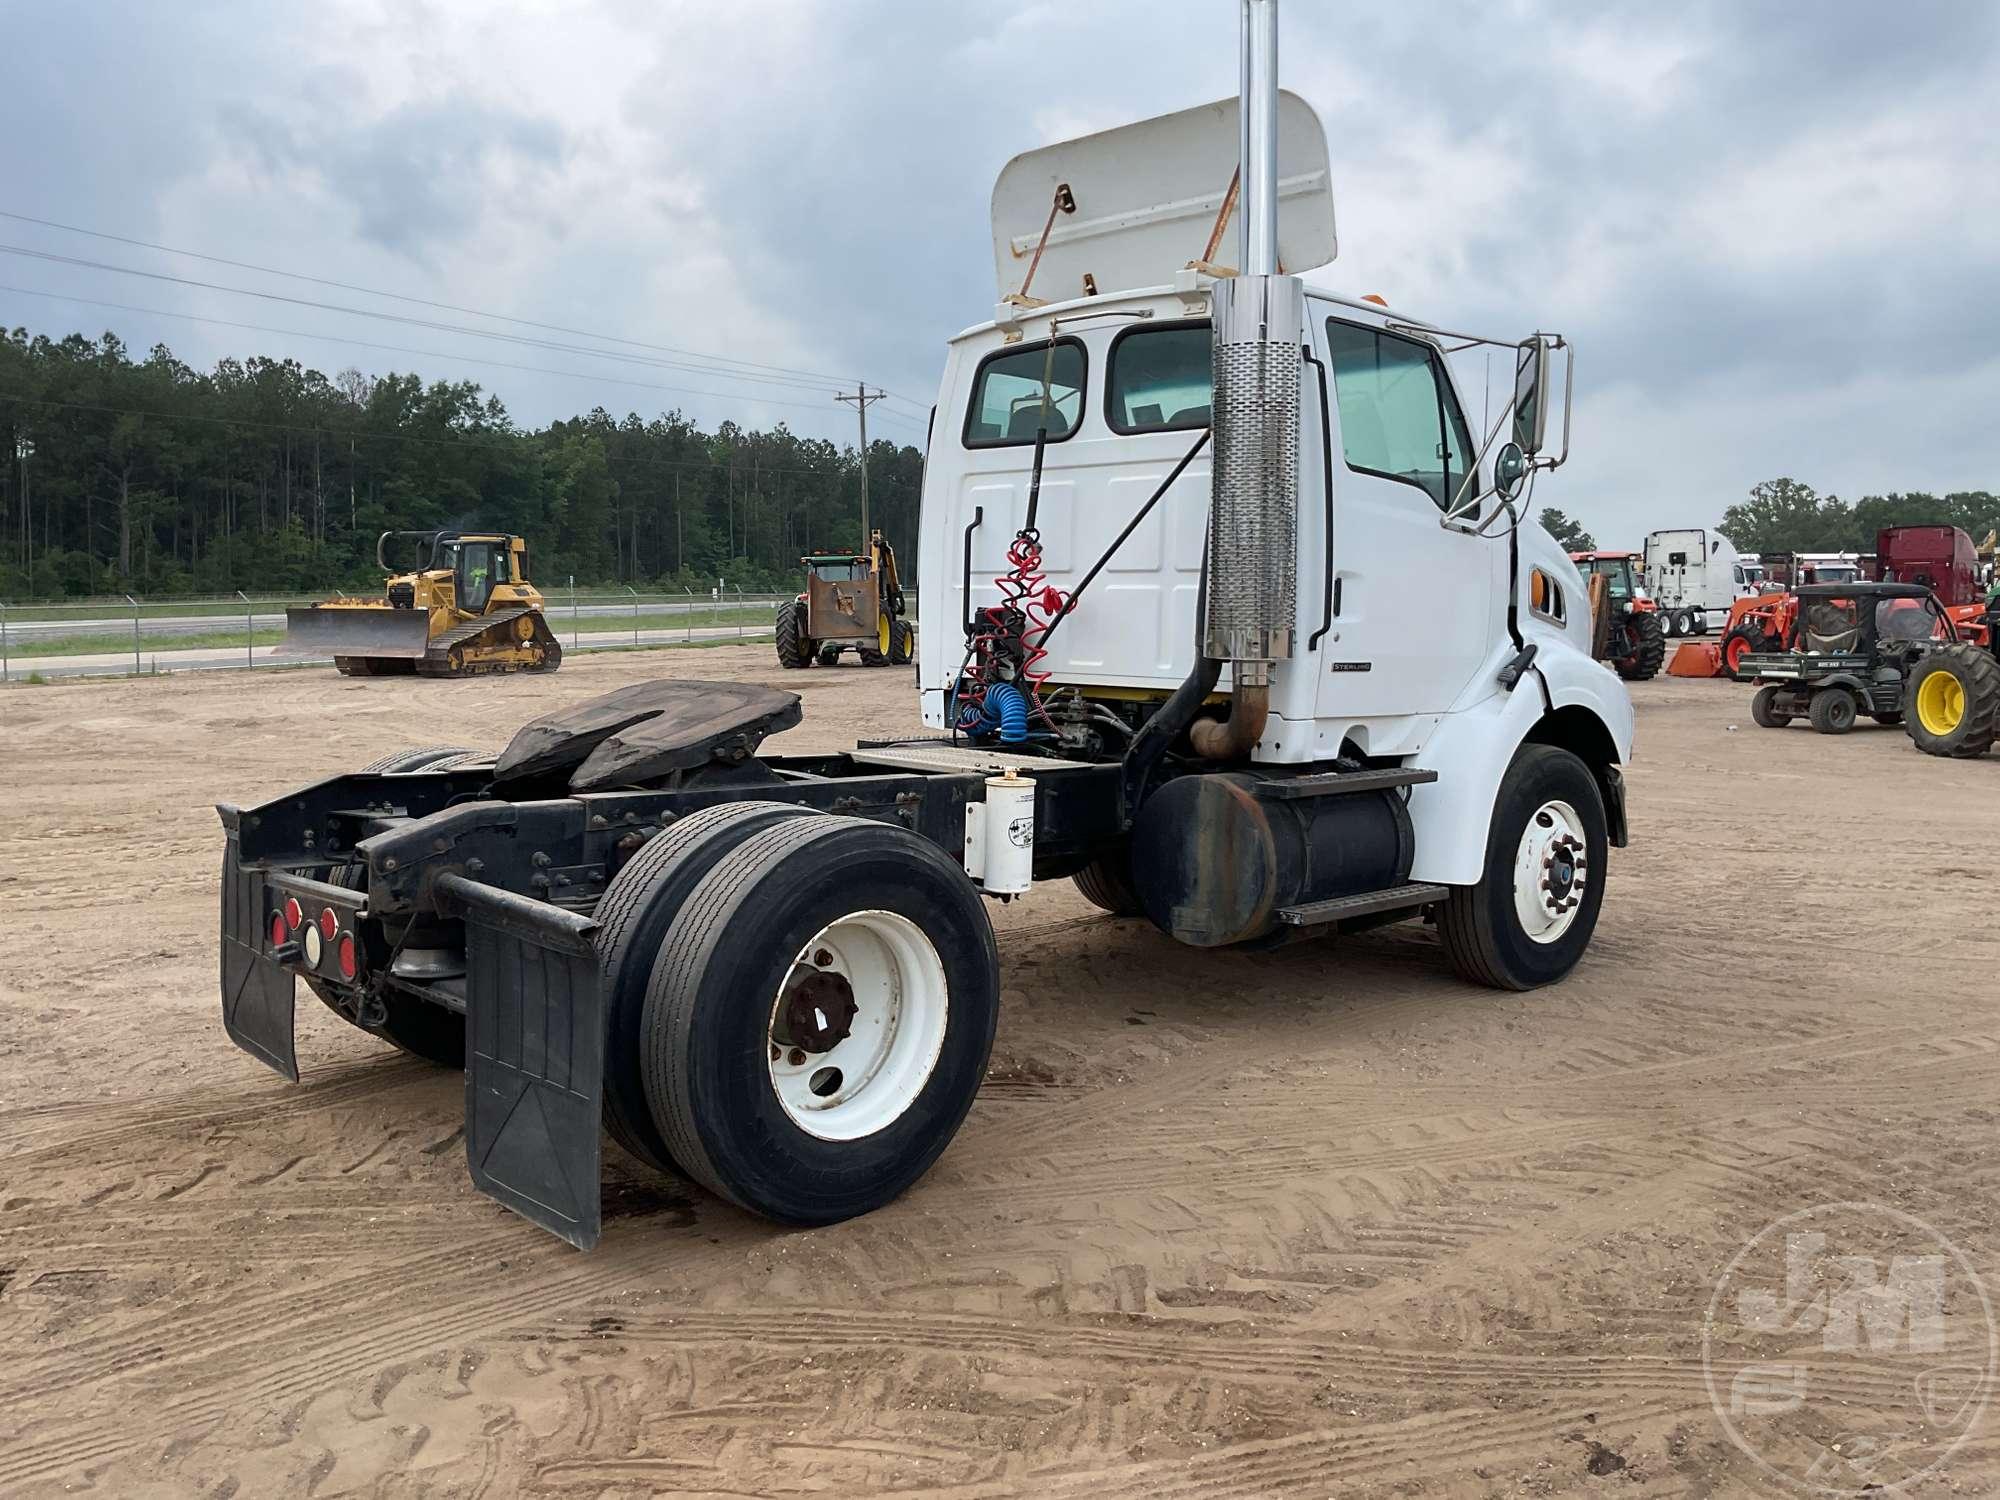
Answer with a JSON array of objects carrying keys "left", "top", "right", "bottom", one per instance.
[
  {"left": 1615, "top": 611, "right": 1666, "bottom": 681},
  {"left": 307, "top": 745, "right": 481, "bottom": 1069},
  {"left": 775, "top": 599, "right": 811, "bottom": 669},
  {"left": 1751, "top": 685, "right": 1793, "bottom": 729},
  {"left": 641, "top": 817, "right": 999, "bottom": 1225},
  {"left": 1438, "top": 744, "right": 1607, "bottom": 992},
  {"left": 888, "top": 618, "right": 915, "bottom": 666},
  {"left": 1072, "top": 847, "right": 1143, "bottom": 916},
  {"left": 592, "top": 801, "right": 819, "bottom": 1176},
  {"left": 1808, "top": 687, "right": 1858, "bottom": 735},
  {"left": 1906, "top": 644, "right": 2000, "bottom": 758}
]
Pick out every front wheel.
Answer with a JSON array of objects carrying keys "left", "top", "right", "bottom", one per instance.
[
  {"left": 1808, "top": 687, "right": 1857, "bottom": 735},
  {"left": 1438, "top": 744, "right": 1608, "bottom": 992},
  {"left": 642, "top": 817, "right": 999, "bottom": 1224}
]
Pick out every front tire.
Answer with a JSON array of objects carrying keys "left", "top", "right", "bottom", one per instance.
[
  {"left": 642, "top": 817, "right": 999, "bottom": 1225},
  {"left": 1808, "top": 687, "right": 1857, "bottom": 735},
  {"left": 1722, "top": 622, "right": 1771, "bottom": 677},
  {"left": 1438, "top": 744, "right": 1607, "bottom": 992}
]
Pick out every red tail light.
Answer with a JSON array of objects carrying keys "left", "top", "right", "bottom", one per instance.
[
  {"left": 283, "top": 897, "right": 303, "bottom": 933},
  {"left": 318, "top": 907, "right": 338, "bottom": 941},
  {"left": 336, "top": 933, "right": 359, "bottom": 981},
  {"left": 269, "top": 912, "right": 288, "bottom": 948}
]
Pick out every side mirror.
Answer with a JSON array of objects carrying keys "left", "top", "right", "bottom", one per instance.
[
  {"left": 1513, "top": 338, "right": 1551, "bottom": 456},
  {"left": 1493, "top": 441, "right": 1529, "bottom": 501}
]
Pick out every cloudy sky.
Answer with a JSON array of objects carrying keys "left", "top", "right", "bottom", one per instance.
[{"left": 2, "top": 0, "right": 1995, "bottom": 544}]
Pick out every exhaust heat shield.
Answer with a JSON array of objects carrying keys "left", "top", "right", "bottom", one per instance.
[{"left": 1203, "top": 272, "right": 1303, "bottom": 666}]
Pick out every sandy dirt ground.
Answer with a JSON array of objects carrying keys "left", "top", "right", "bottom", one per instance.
[{"left": 3, "top": 651, "right": 1998, "bottom": 1498}]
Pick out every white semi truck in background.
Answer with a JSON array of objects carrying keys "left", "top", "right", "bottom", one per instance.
[{"left": 1643, "top": 528, "right": 1763, "bottom": 636}]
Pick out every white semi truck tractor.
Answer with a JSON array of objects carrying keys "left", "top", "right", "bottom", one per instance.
[{"left": 212, "top": 0, "right": 1633, "bottom": 1247}]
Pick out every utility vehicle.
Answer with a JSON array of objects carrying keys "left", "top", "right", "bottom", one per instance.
[
  {"left": 216, "top": 1, "right": 1632, "bottom": 1249},
  {"left": 1739, "top": 581, "right": 1953, "bottom": 733}
]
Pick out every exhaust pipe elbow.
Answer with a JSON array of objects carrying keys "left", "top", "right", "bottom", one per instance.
[{"left": 1190, "top": 680, "right": 1269, "bottom": 761}]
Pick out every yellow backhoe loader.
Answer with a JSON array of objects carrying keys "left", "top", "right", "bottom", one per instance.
[
  {"left": 279, "top": 530, "right": 563, "bottom": 677},
  {"left": 774, "top": 529, "right": 914, "bottom": 668}
]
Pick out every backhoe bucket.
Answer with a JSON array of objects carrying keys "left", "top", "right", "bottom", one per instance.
[{"left": 276, "top": 606, "right": 431, "bottom": 660}]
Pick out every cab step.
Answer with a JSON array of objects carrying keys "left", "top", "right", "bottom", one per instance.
[{"left": 1276, "top": 882, "right": 1448, "bottom": 928}]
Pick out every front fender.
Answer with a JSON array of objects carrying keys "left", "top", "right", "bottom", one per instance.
[{"left": 1407, "top": 644, "right": 1633, "bottom": 886}]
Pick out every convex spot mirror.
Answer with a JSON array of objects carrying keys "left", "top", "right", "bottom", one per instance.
[
  {"left": 1513, "top": 338, "right": 1551, "bottom": 456},
  {"left": 1493, "top": 441, "right": 1529, "bottom": 501}
]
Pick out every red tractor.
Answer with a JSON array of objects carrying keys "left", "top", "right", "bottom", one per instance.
[{"left": 1570, "top": 550, "right": 1666, "bottom": 680}]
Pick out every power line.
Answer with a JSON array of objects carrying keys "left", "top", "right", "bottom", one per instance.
[
  {"left": 0, "top": 282, "right": 886, "bottom": 421},
  {"left": 0, "top": 208, "right": 928, "bottom": 402},
  {"left": 0, "top": 243, "right": 895, "bottom": 406}
]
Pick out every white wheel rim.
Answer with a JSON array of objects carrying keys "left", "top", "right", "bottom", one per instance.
[
  {"left": 1513, "top": 798, "right": 1588, "bottom": 945},
  {"left": 766, "top": 910, "right": 948, "bottom": 1141}
]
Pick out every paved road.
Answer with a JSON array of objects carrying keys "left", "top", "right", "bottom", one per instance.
[
  {"left": 9, "top": 622, "right": 777, "bottom": 680},
  {"left": 1, "top": 598, "right": 767, "bottom": 644}
]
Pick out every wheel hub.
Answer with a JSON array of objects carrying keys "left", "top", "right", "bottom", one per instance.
[
  {"left": 1514, "top": 801, "right": 1589, "bottom": 945},
  {"left": 773, "top": 967, "right": 858, "bottom": 1053}
]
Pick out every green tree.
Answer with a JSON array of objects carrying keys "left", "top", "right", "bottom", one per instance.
[{"left": 1535, "top": 506, "right": 1595, "bottom": 552}]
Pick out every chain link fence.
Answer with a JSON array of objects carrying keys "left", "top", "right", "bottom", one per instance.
[{"left": 0, "top": 584, "right": 793, "bottom": 682}]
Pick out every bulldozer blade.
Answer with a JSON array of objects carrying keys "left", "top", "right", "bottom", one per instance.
[{"left": 276, "top": 605, "right": 432, "bottom": 660}]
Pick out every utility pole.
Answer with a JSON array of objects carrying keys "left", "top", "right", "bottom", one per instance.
[{"left": 835, "top": 384, "right": 886, "bottom": 548}]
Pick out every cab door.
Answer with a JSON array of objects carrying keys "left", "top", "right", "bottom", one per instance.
[{"left": 1309, "top": 309, "right": 1495, "bottom": 719}]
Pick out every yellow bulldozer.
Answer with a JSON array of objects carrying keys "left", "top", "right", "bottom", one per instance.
[
  {"left": 774, "top": 529, "right": 914, "bottom": 668},
  {"left": 279, "top": 530, "right": 563, "bottom": 677}
]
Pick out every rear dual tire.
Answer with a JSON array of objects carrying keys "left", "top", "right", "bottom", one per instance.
[{"left": 640, "top": 816, "right": 999, "bottom": 1224}]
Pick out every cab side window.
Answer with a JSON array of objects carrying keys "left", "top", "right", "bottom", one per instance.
[{"left": 1325, "top": 320, "right": 1476, "bottom": 511}]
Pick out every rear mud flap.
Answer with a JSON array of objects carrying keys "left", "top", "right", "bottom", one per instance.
[
  {"left": 436, "top": 873, "right": 605, "bottom": 1250},
  {"left": 220, "top": 842, "right": 299, "bottom": 1080}
]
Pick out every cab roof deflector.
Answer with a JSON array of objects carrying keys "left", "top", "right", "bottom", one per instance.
[{"left": 990, "top": 91, "right": 1336, "bottom": 307}]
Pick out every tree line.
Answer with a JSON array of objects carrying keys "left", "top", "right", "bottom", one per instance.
[
  {"left": 0, "top": 330, "right": 925, "bottom": 601},
  {"left": 1539, "top": 478, "right": 2000, "bottom": 559}
]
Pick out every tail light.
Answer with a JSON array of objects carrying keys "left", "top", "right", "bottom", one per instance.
[
  {"left": 283, "top": 896, "right": 303, "bottom": 933},
  {"left": 336, "top": 933, "right": 359, "bottom": 981},
  {"left": 318, "top": 907, "right": 338, "bottom": 941},
  {"left": 269, "top": 912, "right": 289, "bottom": 948}
]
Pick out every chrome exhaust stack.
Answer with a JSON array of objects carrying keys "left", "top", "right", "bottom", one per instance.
[{"left": 1197, "top": 0, "right": 1299, "bottom": 752}]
